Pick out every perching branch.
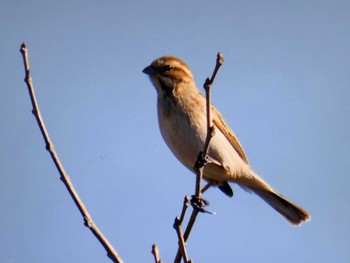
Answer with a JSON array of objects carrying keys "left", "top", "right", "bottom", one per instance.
[
  {"left": 173, "top": 52, "right": 224, "bottom": 263},
  {"left": 202, "top": 52, "right": 224, "bottom": 161},
  {"left": 20, "top": 43, "right": 123, "bottom": 263}
]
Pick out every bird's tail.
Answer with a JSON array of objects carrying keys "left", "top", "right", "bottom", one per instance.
[
  {"left": 252, "top": 188, "right": 310, "bottom": 225},
  {"left": 240, "top": 171, "right": 311, "bottom": 225}
]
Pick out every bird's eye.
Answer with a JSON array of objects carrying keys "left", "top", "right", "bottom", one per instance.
[{"left": 162, "top": 65, "right": 173, "bottom": 73}]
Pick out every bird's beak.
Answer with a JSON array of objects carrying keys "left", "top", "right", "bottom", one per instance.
[{"left": 142, "top": 65, "right": 155, "bottom": 75}]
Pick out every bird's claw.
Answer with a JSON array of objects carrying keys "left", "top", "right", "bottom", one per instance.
[
  {"left": 191, "top": 195, "right": 214, "bottom": 214},
  {"left": 194, "top": 151, "right": 207, "bottom": 170}
]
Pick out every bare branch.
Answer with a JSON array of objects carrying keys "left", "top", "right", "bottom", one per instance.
[
  {"left": 174, "top": 52, "right": 224, "bottom": 263},
  {"left": 20, "top": 43, "right": 123, "bottom": 263},
  {"left": 194, "top": 52, "right": 224, "bottom": 198}
]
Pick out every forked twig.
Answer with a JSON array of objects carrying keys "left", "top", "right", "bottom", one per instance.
[
  {"left": 174, "top": 52, "right": 224, "bottom": 263},
  {"left": 20, "top": 43, "right": 123, "bottom": 263},
  {"left": 172, "top": 196, "right": 191, "bottom": 262}
]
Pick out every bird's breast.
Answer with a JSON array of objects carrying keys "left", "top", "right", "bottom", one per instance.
[{"left": 157, "top": 93, "right": 207, "bottom": 170}]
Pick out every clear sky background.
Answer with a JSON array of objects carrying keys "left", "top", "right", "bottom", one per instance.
[{"left": 1, "top": 0, "right": 349, "bottom": 262}]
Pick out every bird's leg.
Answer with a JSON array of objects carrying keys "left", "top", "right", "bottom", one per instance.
[{"left": 200, "top": 182, "right": 212, "bottom": 194}]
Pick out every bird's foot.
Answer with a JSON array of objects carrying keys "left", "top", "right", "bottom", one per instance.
[
  {"left": 191, "top": 195, "right": 214, "bottom": 214},
  {"left": 194, "top": 151, "right": 208, "bottom": 170}
]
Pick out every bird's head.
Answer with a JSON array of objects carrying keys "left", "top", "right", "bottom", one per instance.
[{"left": 143, "top": 56, "right": 194, "bottom": 95}]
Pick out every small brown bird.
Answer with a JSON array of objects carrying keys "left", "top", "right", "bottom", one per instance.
[{"left": 143, "top": 56, "right": 310, "bottom": 225}]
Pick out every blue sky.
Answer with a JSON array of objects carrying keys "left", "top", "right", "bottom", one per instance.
[{"left": 1, "top": 0, "right": 349, "bottom": 262}]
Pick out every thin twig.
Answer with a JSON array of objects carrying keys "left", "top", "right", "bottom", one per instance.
[
  {"left": 179, "top": 196, "right": 191, "bottom": 224},
  {"left": 194, "top": 166, "right": 203, "bottom": 198},
  {"left": 174, "top": 205, "right": 200, "bottom": 263},
  {"left": 174, "top": 218, "right": 190, "bottom": 263},
  {"left": 194, "top": 52, "right": 224, "bottom": 198},
  {"left": 20, "top": 43, "right": 123, "bottom": 263},
  {"left": 200, "top": 182, "right": 212, "bottom": 194},
  {"left": 182, "top": 209, "right": 200, "bottom": 243},
  {"left": 172, "top": 196, "right": 191, "bottom": 263},
  {"left": 202, "top": 52, "right": 224, "bottom": 154},
  {"left": 152, "top": 244, "right": 163, "bottom": 263},
  {"left": 174, "top": 52, "right": 224, "bottom": 263}
]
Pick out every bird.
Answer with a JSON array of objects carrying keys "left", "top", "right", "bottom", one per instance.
[{"left": 142, "top": 55, "right": 310, "bottom": 225}]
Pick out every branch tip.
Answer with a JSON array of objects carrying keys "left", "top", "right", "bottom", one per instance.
[
  {"left": 217, "top": 52, "right": 224, "bottom": 65},
  {"left": 20, "top": 42, "right": 27, "bottom": 52}
]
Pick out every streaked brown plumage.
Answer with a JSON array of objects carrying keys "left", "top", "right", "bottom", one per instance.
[{"left": 143, "top": 56, "right": 310, "bottom": 225}]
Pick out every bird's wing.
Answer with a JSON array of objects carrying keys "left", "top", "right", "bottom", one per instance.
[{"left": 212, "top": 106, "right": 249, "bottom": 164}]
